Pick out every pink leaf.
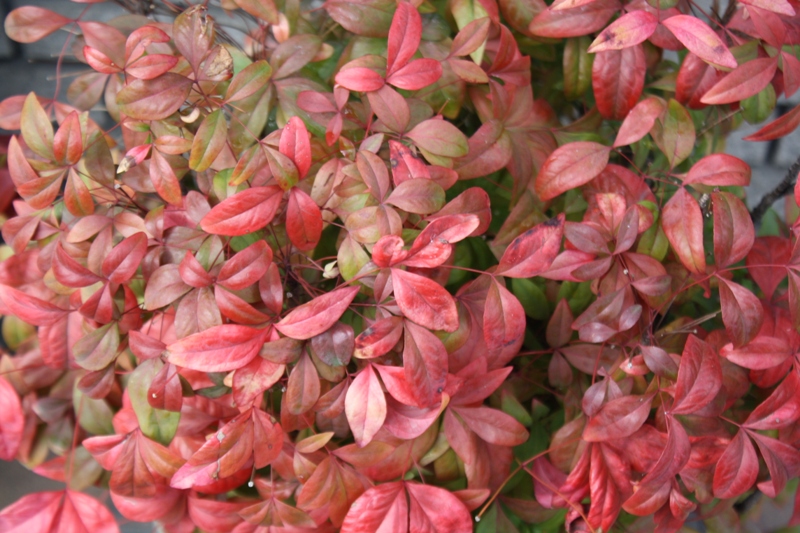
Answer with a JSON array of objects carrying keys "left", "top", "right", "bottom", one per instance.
[
  {"left": 391, "top": 268, "right": 458, "bottom": 332},
  {"left": 588, "top": 11, "right": 658, "bottom": 53},
  {"left": 662, "top": 15, "right": 737, "bottom": 69},
  {"left": 345, "top": 365, "right": 387, "bottom": 447},
  {"left": 166, "top": 325, "right": 269, "bottom": 372},
  {"left": 496, "top": 214, "right": 565, "bottom": 278},
  {"left": 583, "top": 393, "right": 654, "bottom": 441},
  {"left": 535, "top": 142, "right": 610, "bottom": 201},
  {"left": 200, "top": 186, "right": 283, "bottom": 236},
  {"left": 275, "top": 286, "right": 360, "bottom": 340}
]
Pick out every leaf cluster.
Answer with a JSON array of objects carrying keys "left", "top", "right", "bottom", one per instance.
[{"left": 1, "top": 0, "right": 800, "bottom": 531}]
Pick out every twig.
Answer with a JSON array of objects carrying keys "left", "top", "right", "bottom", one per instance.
[{"left": 750, "top": 155, "right": 800, "bottom": 224}]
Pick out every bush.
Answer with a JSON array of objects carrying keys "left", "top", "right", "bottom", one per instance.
[{"left": 1, "top": 0, "right": 800, "bottom": 531}]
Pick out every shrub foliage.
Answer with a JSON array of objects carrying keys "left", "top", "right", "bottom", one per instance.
[{"left": 1, "top": 0, "right": 800, "bottom": 531}]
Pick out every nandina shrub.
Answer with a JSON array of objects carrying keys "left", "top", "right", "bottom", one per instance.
[{"left": 2, "top": 0, "right": 800, "bottom": 531}]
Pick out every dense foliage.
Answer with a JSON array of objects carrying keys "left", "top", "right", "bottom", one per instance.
[{"left": 1, "top": 0, "right": 800, "bottom": 530}]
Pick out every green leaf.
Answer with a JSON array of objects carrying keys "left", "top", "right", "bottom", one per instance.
[
  {"left": 225, "top": 60, "right": 272, "bottom": 102},
  {"left": 563, "top": 36, "right": 593, "bottom": 101},
  {"left": 406, "top": 119, "right": 469, "bottom": 158},
  {"left": 73, "top": 386, "right": 114, "bottom": 435},
  {"left": 741, "top": 83, "right": 776, "bottom": 124},
  {"left": 128, "top": 358, "right": 180, "bottom": 445},
  {"left": 73, "top": 322, "right": 120, "bottom": 371},
  {"left": 189, "top": 109, "right": 228, "bottom": 172},
  {"left": 651, "top": 98, "right": 696, "bottom": 168},
  {"left": 21, "top": 92, "right": 54, "bottom": 160},
  {"left": 511, "top": 278, "right": 550, "bottom": 320}
]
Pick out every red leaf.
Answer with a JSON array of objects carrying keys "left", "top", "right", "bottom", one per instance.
[
  {"left": 345, "top": 364, "right": 387, "bottom": 447},
  {"left": 200, "top": 185, "right": 283, "bottom": 236},
  {"left": 661, "top": 187, "right": 706, "bottom": 275},
  {"left": 741, "top": 0, "right": 796, "bottom": 15},
  {"left": 546, "top": 299, "right": 574, "bottom": 348},
  {"left": 583, "top": 393, "right": 654, "bottom": 441},
  {"left": 391, "top": 268, "right": 458, "bottom": 332},
  {"left": 401, "top": 214, "right": 479, "bottom": 268},
  {"left": 431, "top": 187, "right": 491, "bottom": 236},
  {"left": 685, "top": 154, "right": 751, "bottom": 186},
  {"left": 588, "top": 11, "right": 658, "bottom": 53},
  {"left": 147, "top": 363, "right": 183, "bottom": 412},
  {"left": 128, "top": 331, "right": 166, "bottom": 360},
  {"left": 387, "top": 2, "right": 422, "bottom": 74},
  {"left": 454, "top": 120, "right": 513, "bottom": 180},
  {"left": 713, "top": 429, "right": 758, "bottom": 498},
  {"left": 340, "top": 481, "right": 407, "bottom": 533},
  {"left": 718, "top": 277, "right": 763, "bottom": 347},
  {"left": 701, "top": 57, "right": 778, "bottom": 105},
  {"left": 496, "top": 214, "right": 565, "bottom": 278},
  {"left": 126, "top": 54, "right": 179, "bottom": 80},
  {"left": 143, "top": 264, "right": 192, "bottom": 310},
  {"left": 0, "top": 490, "right": 119, "bottom": 533},
  {"left": 218, "top": 240, "right": 273, "bottom": 291},
  {"left": 171, "top": 409, "right": 282, "bottom": 489},
  {"left": 0, "top": 377, "right": 23, "bottom": 461},
  {"left": 450, "top": 18, "right": 491, "bottom": 57},
  {"left": 4, "top": 6, "right": 72, "bottom": 43},
  {"left": 403, "top": 321, "right": 448, "bottom": 407},
  {"left": 166, "top": 324, "right": 269, "bottom": 372},
  {"left": 592, "top": 46, "right": 646, "bottom": 120},
  {"left": 149, "top": 150, "right": 182, "bottom": 206},
  {"left": 613, "top": 97, "right": 666, "bottom": 147},
  {"left": 662, "top": 15, "right": 737, "bottom": 69},
  {"left": 743, "top": 102, "right": 800, "bottom": 141},
  {"left": 535, "top": 142, "right": 610, "bottom": 200},
  {"left": 712, "top": 191, "right": 754, "bottom": 268},
  {"left": 385, "top": 178, "right": 445, "bottom": 214},
  {"left": 484, "top": 279, "right": 526, "bottom": 352},
  {"left": 233, "top": 356, "right": 284, "bottom": 409},
  {"left": 188, "top": 495, "right": 250, "bottom": 532},
  {"left": 286, "top": 188, "right": 323, "bottom": 251},
  {"left": 53, "top": 243, "right": 102, "bottom": 288},
  {"left": 285, "top": 351, "right": 321, "bottom": 415},
  {"left": 372, "top": 236, "right": 409, "bottom": 268},
  {"left": 749, "top": 432, "right": 800, "bottom": 497},
  {"left": 367, "top": 85, "right": 410, "bottom": 133},
  {"left": 275, "top": 286, "right": 360, "bottom": 340},
  {"left": 215, "top": 287, "right": 271, "bottom": 325},
  {"left": 451, "top": 405, "right": 529, "bottom": 446},
  {"left": 406, "top": 482, "right": 473, "bottom": 532},
  {"left": 623, "top": 417, "right": 690, "bottom": 515},
  {"left": 676, "top": 52, "right": 723, "bottom": 109},
  {"left": 116, "top": 73, "right": 192, "bottom": 120},
  {"left": 7, "top": 136, "right": 59, "bottom": 209},
  {"left": 529, "top": 0, "right": 619, "bottom": 38},
  {"left": 0, "top": 285, "right": 68, "bottom": 326},
  {"left": 354, "top": 316, "right": 404, "bottom": 359},
  {"left": 279, "top": 116, "right": 312, "bottom": 178},
  {"left": 747, "top": 236, "right": 790, "bottom": 299},
  {"left": 744, "top": 370, "right": 800, "bottom": 430},
  {"left": 335, "top": 67, "right": 385, "bottom": 92},
  {"left": 53, "top": 111, "right": 83, "bottom": 165},
  {"left": 179, "top": 252, "right": 213, "bottom": 288},
  {"left": 720, "top": 335, "right": 792, "bottom": 370},
  {"left": 102, "top": 232, "right": 148, "bottom": 283},
  {"left": 672, "top": 335, "right": 722, "bottom": 415},
  {"left": 386, "top": 59, "right": 443, "bottom": 91}
]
